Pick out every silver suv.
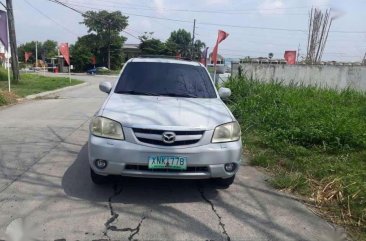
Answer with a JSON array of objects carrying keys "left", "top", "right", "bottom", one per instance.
[{"left": 88, "top": 57, "right": 242, "bottom": 187}]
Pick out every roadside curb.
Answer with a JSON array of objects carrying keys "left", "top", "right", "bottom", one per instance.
[{"left": 24, "top": 82, "right": 88, "bottom": 100}]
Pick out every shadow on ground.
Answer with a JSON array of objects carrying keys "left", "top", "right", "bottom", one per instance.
[
  {"left": 60, "top": 144, "right": 343, "bottom": 241},
  {"left": 62, "top": 144, "right": 219, "bottom": 204}
]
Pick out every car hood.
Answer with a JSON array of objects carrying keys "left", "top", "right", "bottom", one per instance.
[{"left": 100, "top": 94, "right": 234, "bottom": 130}]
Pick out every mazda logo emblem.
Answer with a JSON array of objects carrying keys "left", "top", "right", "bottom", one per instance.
[{"left": 162, "top": 132, "right": 176, "bottom": 144}]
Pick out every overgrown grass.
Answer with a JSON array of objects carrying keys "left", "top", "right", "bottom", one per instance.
[
  {"left": 0, "top": 67, "right": 83, "bottom": 105},
  {"left": 0, "top": 90, "right": 17, "bottom": 106},
  {"left": 0, "top": 66, "right": 10, "bottom": 82},
  {"left": 225, "top": 77, "right": 366, "bottom": 239}
]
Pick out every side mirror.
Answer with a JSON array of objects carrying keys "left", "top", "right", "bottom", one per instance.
[
  {"left": 218, "top": 87, "right": 231, "bottom": 99},
  {"left": 99, "top": 81, "right": 112, "bottom": 94}
]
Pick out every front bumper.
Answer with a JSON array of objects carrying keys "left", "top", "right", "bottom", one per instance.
[{"left": 88, "top": 135, "right": 242, "bottom": 179}]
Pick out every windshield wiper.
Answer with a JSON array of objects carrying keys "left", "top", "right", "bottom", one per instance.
[
  {"left": 162, "top": 93, "right": 198, "bottom": 98},
  {"left": 116, "top": 90, "right": 159, "bottom": 96}
]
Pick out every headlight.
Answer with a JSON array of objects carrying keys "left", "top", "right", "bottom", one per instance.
[
  {"left": 212, "top": 122, "right": 241, "bottom": 143},
  {"left": 91, "top": 116, "right": 124, "bottom": 140}
]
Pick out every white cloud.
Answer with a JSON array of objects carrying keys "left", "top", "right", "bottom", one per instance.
[
  {"left": 153, "top": 0, "right": 165, "bottom": 14},
  {"left": 137, "top": 19, "right": 152, "bottom": 30},
  {"left": 205, "top": 0, "right": 231, "bottom": 4},
  {"left": 308, "top": 0, "right": 331, "bottom": 8},
  {"left": 258, "top": 0, "right": 285, "bottom": 15}
]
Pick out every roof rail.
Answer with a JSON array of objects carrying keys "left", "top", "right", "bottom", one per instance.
[{"left": 138, "top": 55, "right": 193, "bottom": 61}]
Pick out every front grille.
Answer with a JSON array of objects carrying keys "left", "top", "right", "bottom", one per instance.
[
  {"left": 133, "top": 128, "right": 204, "bottom": 146},
  {"left": 133, "top": 128, "right": 204, "bottom": 136},
  {"left": 125, "top": 164, "right": 209, "bottom": 173},
  {"left": 137, "top": 138, "right": 198, "bottom": 146}
]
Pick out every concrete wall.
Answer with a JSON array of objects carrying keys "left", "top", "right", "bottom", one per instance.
[{"left": 231, "top": 63, "right": 366, "bottom": 91}]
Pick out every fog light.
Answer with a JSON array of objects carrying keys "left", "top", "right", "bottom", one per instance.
[
  {"left": 224, "top": 163, "right": 236, "bottom": 172},
  {"left": 95, "top": 159, "right": 108, "bottom": 169}
]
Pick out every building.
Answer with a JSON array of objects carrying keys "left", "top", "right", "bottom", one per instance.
[
  {"left": 240, "top": 57, "right": 287, "bottom": 64},
  {"left": 0, "top": 42, "right": 9, "bottom": 67},
  {"left": 123, "top": 43, "right": 141, "bottom": 62},
  {"left": 208, "top": 52, "right": 225, "bottom": 65}
]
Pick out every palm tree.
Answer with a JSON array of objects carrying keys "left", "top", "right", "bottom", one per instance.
[{"left": 192, "top": 40, "right": 206, "bottom": 60}]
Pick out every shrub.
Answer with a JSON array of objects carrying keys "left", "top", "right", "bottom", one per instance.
[
  {"left": 225, "top": 77, "right": 366, "bottom": 151},
  {"left": 0, "top": 66, "right": 10, "bottom": 82},
  {"left": 225, "top": 76, "right": 366, "bottom": 234}
]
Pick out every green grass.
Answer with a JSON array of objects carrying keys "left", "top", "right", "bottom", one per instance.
[
  {"left": 0, "top": 73, "right": 83, "bottom": 98},
  {"left": 225, "top": 77, "right": 366, "bottom": 239},
  {"left": 0, "top": 66, "right": 10, "bottom": 81},
  {"left": 0, "top": 67, "right": 83, "bottom": 106}
]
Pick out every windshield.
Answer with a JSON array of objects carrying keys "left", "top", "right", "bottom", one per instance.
[{"left": 114, "top": 62, "right": 217, "bottom": 98}]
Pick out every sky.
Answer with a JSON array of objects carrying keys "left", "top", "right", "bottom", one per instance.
[{"left": 3, "top": 0, "right": 366, "bottom": 61}]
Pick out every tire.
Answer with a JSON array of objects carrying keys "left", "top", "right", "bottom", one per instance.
[
  {"left": 90, "top": 168, "right": 109, "bottom": 185},
  {"left": 215, "top": 175, "right": 235, "bottom": 188}
]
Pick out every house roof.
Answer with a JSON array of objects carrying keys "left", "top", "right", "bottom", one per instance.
[{"left": 123, "top": 43, "right": 140, "bottom": 49}]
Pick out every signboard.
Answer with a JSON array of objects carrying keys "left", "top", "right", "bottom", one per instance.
[{"left": 284, "top": 51, "right": 297, "bottom": 65}]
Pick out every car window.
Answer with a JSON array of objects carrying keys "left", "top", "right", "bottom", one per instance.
[{"left": 114, "top": 62, "right": 217, "bottom": 98}]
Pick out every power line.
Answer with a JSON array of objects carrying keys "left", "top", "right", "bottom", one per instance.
[
  {"left": 0, "top": 1, "right": 6, "bottom": 9},
  {"left": 64, "top": 0, "right": 311, "bottom": 15},
  {"left": 23, "top": 0, "right": 79, "bottom": 36},
  {"left": 44, "top": 0, "right": 366, "bottom": 60},
  {"left": 53, "top": 0, "right": 366, "bottom": 34},
  {"left": 49, "top": 2, "right": 307, "bottom": 33},
  {"left": 46, "top": 0, "right": 140, "bottom": 40},
  {"left": 60, "top": 1, "right": 306, "bottom": 32},
  {"left": 48, "top": 0, "right": 83, "bottom": 14},
  {"left": 44, "top": 0, "right": 366, "bottom": 53},
  {"left": 121, "top": 29, "right": 140, "bottom": 40}
]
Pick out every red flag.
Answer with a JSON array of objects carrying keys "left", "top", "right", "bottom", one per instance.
[
  {"left": 24, "top": 52, "right": 32, "bottom": 63},
  {"left": 284, "top": 51, "right": 297, "bottom": 65},
  {"left": 59, "top": 43, "right": 70, "bottom": 65},
  {"left": 90, "top": 55, "right": 96, "bottom": 65},
  {"left": 212, "top": 30, "right": 229, "bottom": 65}
]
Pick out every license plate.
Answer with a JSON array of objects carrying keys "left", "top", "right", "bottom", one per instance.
[{"left": 148, "top": 156, "right": 187, "bottom": 170}]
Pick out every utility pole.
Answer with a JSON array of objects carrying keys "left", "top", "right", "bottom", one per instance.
[
  {"left": 363, "top": 52, "right": 366, "bottom": 65},
  {"left": 297, "top": 43, "right": 301, "bottom": 63},
  {"left": 6, "top": 0, "right": 19, "bottom": 83},
  {"left": 35, "top": 41, "right": 38, "bottom": 67},
  {"left": 107, "top": 23, "right": 111, "bottom": 70},
  {"left": 191, "top": 19, "right": 196, "bottom": 59}
]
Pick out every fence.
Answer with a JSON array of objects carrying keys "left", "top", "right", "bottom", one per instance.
[{"left": 231, "top": 63, "right": 366, "bottom": 91}]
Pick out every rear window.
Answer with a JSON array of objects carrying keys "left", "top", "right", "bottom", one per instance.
[{"left": 114, "top": 62, "right": 217, "bottom": 98}]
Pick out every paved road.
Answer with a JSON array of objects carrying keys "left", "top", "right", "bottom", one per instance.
[{"left": 0, "top": 74, "right": 345, "bottom": 241}]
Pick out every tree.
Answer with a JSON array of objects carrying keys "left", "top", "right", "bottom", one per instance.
[
  {"left": 192, "top": 40, "right": 206, "bottom": 60},
  {"left": 138, "top": 30, "right": 206, "bottom": 60},
  {"left": 81, "top": 10, "right": 128, "bottom": 69},
  {"left": 41, "top": 40, "right": 58, "bottom": 60},
  {"left": 70, "top": 35, "right": 96, "bottom": 71},
  {"left": 18, "top": 41, "right": 37, "bottom": 63},
  {"left": 71, "top": 32, "right": 125, "bottom": 71},
  {"left": 165, "top": 29, "right": 192, "bottom": 57},
  {"left": 139, "top": 32, "right": 166, "bottom": 55},
  {"left": 18, "top": 40, "right": 58, "bottom": 63}
]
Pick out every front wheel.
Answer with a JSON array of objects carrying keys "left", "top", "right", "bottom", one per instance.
[
  {"left": 90, "top": 168, "right": 109, "bottom": 184},
  {"left": 215, "top": 175, "right": 235, "bottom": 188}
]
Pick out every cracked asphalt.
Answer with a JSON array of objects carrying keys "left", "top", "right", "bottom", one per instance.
[{"left": 0, "top": 74, "right": 346, "bottom": 241}]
